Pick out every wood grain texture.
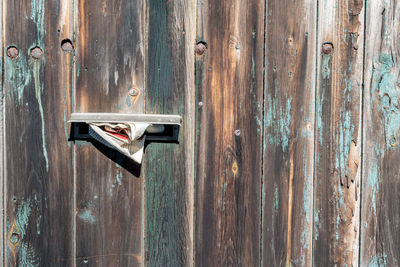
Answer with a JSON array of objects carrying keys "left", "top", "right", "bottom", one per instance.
[
  {"left": 74, "top": 0, "right": 145, "bottom": 266},
  {"left": 313, "top": 0, "right": 364, "bottom": 266},
  {"left": 262, "top": 0, "right": 316, "bottom": 266},
  {"left": 361, "top": 0, "right": 400, "bottom": 265},
  {"left": 144, "top": 0, "right": 195, "bottom": 266},
  {"left": 195, "top": 0, "right": 264, "bottom": 265},
  {"left": 0, "top": 0, "right": 3, "bottom": 264},
  {"left": 3, "top": 0, "right": 74, "bottom": 265}
]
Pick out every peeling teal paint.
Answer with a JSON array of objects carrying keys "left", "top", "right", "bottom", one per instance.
[
  {"left": 335, "top": 110, "right": 354, "bottom": 183},
  {"left": 18, "top": 242, "right": 40, "bottom": 267},
  {"left": 30, "top": 0, "right": 45, "bottom": 45},
  {"left": 273, "top": 184, "right": 279, "bottom": 211},
  {"left": 78, "top": 210, "right": 96, "bottom": 224},
  {"left": 7, "top": 56, "right": 31, "bottom": 105},
  {"left": 321, "top": 54, "right": 332, "bottom": 79},
  {"left": 265, "top": 94, "right": 292, "bottom": 152},
  {"left": 32, "top": 61, "right": 49, "bottom": 171},
  {"left": 16, "top": 199, "right": 40, "bottom": 266},
  {"left": 371, "top": 53, "right": 400, "bottom": 148},
  {"left": 368, "top": 156, "right": 379, "bottom": 216},
  {"left": 368, "top": 253, "right": 387, "bottom": 267},
  {"left": 16, "top": 199, "right": 32, "bottom": 239},
  {"left": 125, "top": 95, "right": 132, "bottom": 107}
]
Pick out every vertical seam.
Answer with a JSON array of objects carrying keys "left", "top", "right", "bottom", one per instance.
[
  {"left": 358, "top": 0, "right": 368, "bottom": 266},
  {"left": 72, "top": 0, "right": 77, "bottom": 265},
  {"left": 260, "top": 0, "right": 267, "bottom": 265},
  {"left": 312, "top": 0, "right": 320, "bottom": 266}
]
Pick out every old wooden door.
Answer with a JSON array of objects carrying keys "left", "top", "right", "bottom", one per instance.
[{"left": 1, "top": 0, "right": 399, "bottom": 266}]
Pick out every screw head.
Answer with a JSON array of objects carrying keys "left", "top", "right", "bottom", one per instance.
[
  {"left": 129, "top": 88, "right": 138, "bottom": 96},
  {"left": 234, "top": 129, "right": 241, "bottom": 136},
  {"left": 7, "top": 46, "right": 18, "bottom": 59},
  {"left": 195, "top": 42, "right": 207, "bottom": 55},
  {"left": 322, "top": 43, "right": 333, "bottom": 54},
  {"left": 31, "top": 47, "right": 43, "bottom": 60}
]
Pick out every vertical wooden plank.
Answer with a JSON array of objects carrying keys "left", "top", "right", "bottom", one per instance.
[
  {"left": 74, "top": 0, "right": 145, "bottom": 266},
  {"left": 313, "top": 0, "right": 364, "bottom": 266},
  {"left": 262, "top": 0, "right": 316, "bottom": 266},
  {"left": 3, "top": 0, "right": 74, "bottom": 265},
  {"left": 0, "top": 0, "right": 3, "bottom": 263},
  {"left": 361, "top": 1, "right": 400, "bottom": 265},
  {"left": 195, "top": 0, "right": 264, "bottom": 265},
  {"left": 145, "top": 0, "right": 195, "bottom": 266}
]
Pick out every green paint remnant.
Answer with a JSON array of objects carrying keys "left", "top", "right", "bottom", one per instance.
[
  {"left": 265, "top": 94, "right": 292, "bottom": 152},
  {"left": 321, "top": 54, "right": 332, "bottom": 79},
  {"left": 30, "top": 0, "right": 45, "bottom": 45},
  {"left": 274, "top": 185, "right": 279, "bottom": 211},
  {"left": 18, "top": 242, "right": 40, "bottom": 267},
  {"left": 15, "top": 199, "right": 40, "bottom": 266},
  {"left": 125, "top": 95, "right": 132, "bottom": 107},
  {"left": 368, "top": 253, "right": 387, "bottom": 267},
  {"left": 371, "top": 53, "right": 400, "bottom": 148},
  {"left": 16, "top": 199, "right": 32, "bottom": 239},
  {"left": 31, "top": 61, "right": 48, "bottom": 171},
  {"left": 7, "top": 55, "right": 31, "bottom": 105},
  {"left": 368, "top": 155, "right": 380, "bottom": 216},
  {"left": 335, "top": 110, "right": 354, "bottom": 184},
  {"left": 78, "top": 209, "right": 96, "bottom": 224}
]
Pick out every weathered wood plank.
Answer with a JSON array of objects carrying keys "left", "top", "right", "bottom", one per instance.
[
  {"left": 262, "top": 0, "right": 316, "bottom": 266},
  {"left": 0, "top": 0, "right": 3, "bottom": 264},
  {"left": 361, "top": 0, "right": 400, "bottom": 265},
  {"left": 195, "top": 0, "right": 264, "bottom": 265},
  {"left": 3, "top": 0, "right": 74, "bottom": 265},
  {"left": 74, "top": 0, "right": 145, "bottom": 266},
  {"left": 144, "top": 0, "right": 195, "bottom": 266},
  {"left": 313, "top": 0, "right": 364, "bottom": 266}
]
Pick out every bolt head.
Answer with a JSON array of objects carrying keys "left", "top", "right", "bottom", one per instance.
[
  {"left": 195, "top": 42, "right": 207, "bottom": 55},
  {"left": 31, "top": 47, "right": 43, "bottom": 60},
  {"left": 129, "top": 88, "right": 138, "bottom": 96},
  {"left": 7, "top": 47, "right": 18, "bottom": 59},
  {"left": 322, "top": 43, "right": 333, "bottom": 54}
]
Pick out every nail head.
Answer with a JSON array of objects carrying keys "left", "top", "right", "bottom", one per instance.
[
  {"left": 195, "top": 42, "right": 207, "bottom": 55},
  {"left": 31, "top": 47, "right": 43, "bottom": 60},
  {"left": 322, "top": 43, "right": 333, "bottom": 54},
  {"left": 7, "top": 46, "right": 18, "bottom": 59}
]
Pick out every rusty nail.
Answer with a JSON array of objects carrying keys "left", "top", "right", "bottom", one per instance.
[
  {"left": 322, "top": 43, "right": 333, "bottom": 54},
  {"left": 31, "top": 47, "right": 43, "bottom": 60},
  {"left": 129, "top": 88, "right": 138, "bottom": 96},
  {"left": 195, "top": 42, "right": 207, "bottom": 55},
  {"left": 234, "top": 129, "right": 241, "bottom": 136},
  {"left": 7, "top": 46, "right": 18, "bottom": 59},
  {"left": 61, "top": 39, "right": 73, "bottom": 52}
]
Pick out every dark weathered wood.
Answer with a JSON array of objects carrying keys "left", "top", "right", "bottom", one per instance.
[
  {"left": 313, "top": 1, "right": 364, "bottom": 266},
  {"left": 74, "top": 0, "right": 145, "bottom": 266},
  {"left": 195, "top": 0, "right": 264, "bottom": 265},
  {"left": 262, "top": 0, "right": 316, "bottom": 266},
  {"left": 144, "top": 0, "right": 195, "bottom": 266},
  {"left": 361, "top": 0, "right": 400, "bottom": 265},
  {"left": 0, "top": 0, "right": 3, "bottom": 264},
  {"left": 3, "top": 0, "right": 74, "bottom": 265}
]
